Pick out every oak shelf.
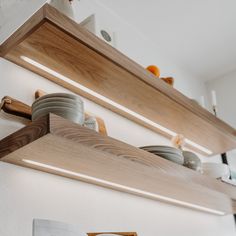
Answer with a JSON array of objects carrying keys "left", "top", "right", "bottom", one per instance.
[
  {"left": 0, "top": 4, "right": 236, "bottom": 156},
  {"left": 0, "top": 113, "right": 236, "bottom": 215}
]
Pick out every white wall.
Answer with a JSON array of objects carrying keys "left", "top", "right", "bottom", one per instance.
[
  {"left": 0, "top": 0, "right": 234, "bottom": 236},
  {"left": 206, "top": 71, "right": 236, "bottom": 128},
  {"left": 73, "top": 0, "right": 207, "bottom": 100},
  {"left": 206, "top": 70, "right": 236, "bottom": 172}
]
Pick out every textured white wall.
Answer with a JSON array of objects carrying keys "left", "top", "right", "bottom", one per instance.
[
  {"left": 206, "top": 71, "right": 236, "bottom": 129},
  {"left": 0, "top": 0, "right": 234, "bottom": 235},
  {"left": 206, "top": 70, "right": 236, "bottom": 171}
]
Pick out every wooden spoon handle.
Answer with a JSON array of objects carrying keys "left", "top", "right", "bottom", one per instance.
[
  {"left": 35, "top": 89, "right": 47, "bottom": 99},
  {"left": 1, "top": 96, "right": 31, "bottom": 120}
]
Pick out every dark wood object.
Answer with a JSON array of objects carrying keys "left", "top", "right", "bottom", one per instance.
[
  {"left": 0, "top": 4, "right": 236, "bottom": 155},
  {"left": 1, "top": 113, "right": 236, "bottom": 215}
]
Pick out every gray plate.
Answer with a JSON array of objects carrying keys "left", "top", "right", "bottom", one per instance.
[
  {"left": 32, "top": 106, "right": 84, "bottom": 125},
  {"left": 141, "top": 146, "right": 182, "bottom": 155},
  {"left": 34, "top": 93, "right": 83, "bottom": 102},
  {"left": 32, "top": 96, "right": 83, "bottom": 109},
  {"left": 32, "top": 101, "right": 83, "bottom": 113}
]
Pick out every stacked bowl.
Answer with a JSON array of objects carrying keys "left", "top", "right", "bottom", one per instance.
[
  {"left": 201, "top": 163, "right": 230, "bottom": 179},
  {"left": 32, "top": 93, "right": 85, "bottom": 125},
  {"left": 140, "top": 145, "right": 184, "bottom": 165}
]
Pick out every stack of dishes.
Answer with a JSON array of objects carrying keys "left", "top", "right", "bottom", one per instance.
[
  {"left": 140, "top": 145, "right": 184, "bottom": 165},
  {"left": 32, "top": 93, "right": 85, "bottom": 125}
]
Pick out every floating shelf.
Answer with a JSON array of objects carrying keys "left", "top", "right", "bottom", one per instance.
[
  {"left": 0, "top": 4, "right": 236, "bottom": 156},
  {"left": 1, "top": 113, "right": 236, "bottom": 215}
]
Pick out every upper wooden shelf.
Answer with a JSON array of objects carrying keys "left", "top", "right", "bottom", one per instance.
[
  {"left": 1, "top": 113, "right": 236, "bottom": 215},
  {"left": 0, "top": 4, "right": 236, "bottom": 156}
]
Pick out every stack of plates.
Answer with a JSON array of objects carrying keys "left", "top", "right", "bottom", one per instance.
[
  {"left": 140, "top": 145, "right": 184, "bottom": 165},
  {"left": 32, "top": 93, "right": 85, "bottom": 125}
]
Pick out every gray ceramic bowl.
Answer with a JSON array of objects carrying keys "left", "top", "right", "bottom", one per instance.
[
  {"left": 140, "top": 146, "right": 184, "bottom": 165},
  {"left": 32, "top": 96, "right": 83, "bottom": 110},
  {"left": 182, "top": 151, "right": 201, "bottom": 171},
  {"left": 32, "top": 106, "right": 84, "bottom": 125},
  {"left": 33, "top": 93, "right": 83, "bottom": 102},
  {"left": 202, "top": 163, "right": 230, "bottom": 179},
  {"left": 140, "top": 145, "right": 182, "bottom": 155},
  {"left": 32, "top": 93, "right": 85, "bottom": 125}
]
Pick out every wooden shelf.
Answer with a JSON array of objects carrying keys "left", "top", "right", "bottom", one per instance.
[
  {"left": 1, "top": 4, "right": 236, "bottom": 156},
  {"left": 1, "top": 113, "right": 236, "bottom": 215}
]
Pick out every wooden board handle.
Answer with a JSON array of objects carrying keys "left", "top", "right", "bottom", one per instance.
[{"left": 1, "top": 96, "right": 31, "bottom": 120}]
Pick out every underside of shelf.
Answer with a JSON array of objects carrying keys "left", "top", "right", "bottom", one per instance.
[
  {"left": 1, "top": 114, "right": 236, "bottom": 215},
  {"left": 0, "top": 4, "right": 236, "bottom": 156}
]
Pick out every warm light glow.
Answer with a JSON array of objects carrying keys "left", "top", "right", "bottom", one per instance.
[
  {"left": 22, "top": 159, "right": 224, "bottom": 215},
  {"left": 20, "top": 56, "right": 213, "bottom": 155}
]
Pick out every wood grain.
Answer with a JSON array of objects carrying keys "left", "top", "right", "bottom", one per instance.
[
  {"left": 1, "top": 4, "right": 236, "bottom": 155},
  {"left": 1, "top": 114, "right": 236, "bottom": 214}
]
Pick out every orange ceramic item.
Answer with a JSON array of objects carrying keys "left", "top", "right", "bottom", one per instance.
[
  {"left": 146, "top": 65, "right": 160, "bottom": 77},
  {"left": 160, "top": 77, "right": 174, "bottom": 86}
]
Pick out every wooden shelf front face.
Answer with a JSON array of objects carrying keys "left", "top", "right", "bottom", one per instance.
[
  {"left": 1, "top": 4, "right": 236, "bottom": 156},
  {"left": 1, "top": 114, "right": 236, "bottom": 215}
]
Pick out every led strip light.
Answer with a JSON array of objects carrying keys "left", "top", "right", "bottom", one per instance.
[
  {"left": 22, "top": 159, "right": 224, "bottom": 215},
  {"left": 20, "top": 56, "right": 213, "bottom": 155}
]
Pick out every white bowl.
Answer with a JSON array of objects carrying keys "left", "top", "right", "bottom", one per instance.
[{"left": 201, "top": 163, "right": 230, "bottom": 179}]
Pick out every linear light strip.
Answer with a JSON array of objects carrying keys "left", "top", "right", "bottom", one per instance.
[
  {"left": 20, "top": 56, "right": 213, "bottom": 155},
  {"left": 22, "top": 159, "right": 224, "bottom": 215}
]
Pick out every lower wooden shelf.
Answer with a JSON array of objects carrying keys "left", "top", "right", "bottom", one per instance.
[{"left": 0, "top": 113, "right": 236, "bottom": 215}]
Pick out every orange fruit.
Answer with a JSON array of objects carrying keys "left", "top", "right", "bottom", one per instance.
[{"left": 146, "top": 65, "right": 160, "bottom": 77}]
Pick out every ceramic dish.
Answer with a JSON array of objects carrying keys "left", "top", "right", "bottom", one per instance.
[
  {"left": 33, "top": 92, "right": 82, "bottom": 102},
  {"left": 140, "top": 146, "right": 184, "bottom": 165},
  {"left": 32, "top": 96, "right": 83, "bottom": 109},
  {"left": 140, "top": 145, "right": 182, "bottom": 155},
  {"left": 182, "top": 151, "right": 201, "bottom": 171},
  {"left": 201, "top": 163, "right": 230, "bottom": 179},
  {"left": 32, "top": 100, "right": 83, "bottom": 112},
  {"left": 32, "top": 106, "right": 84, "bottom": 125},
  {"left": 32, "top": 103, "right": 83, "bottom": 117}
]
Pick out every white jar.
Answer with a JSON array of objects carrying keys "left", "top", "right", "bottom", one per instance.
[{"left": 49, "top": 0, "right": 75, "bottom": 20}]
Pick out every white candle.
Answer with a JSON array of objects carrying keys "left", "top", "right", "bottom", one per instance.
[
  {"left": 200, "top": 95, "right": 205, "bottom": 108},
  {"left": 211, "top": 90, "right": 217, "bottom": 106}
]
